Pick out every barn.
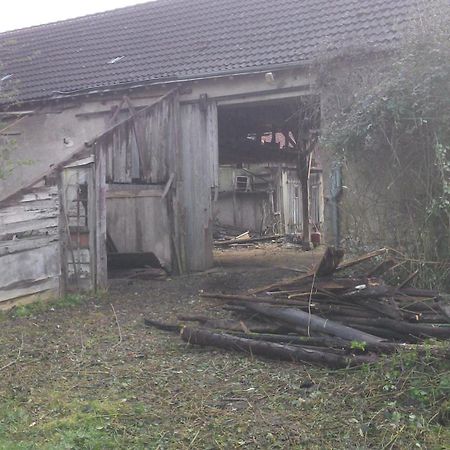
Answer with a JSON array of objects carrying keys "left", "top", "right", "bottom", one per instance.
[{"left": 0, "top": 0, "right": 423, "bottom": 307}]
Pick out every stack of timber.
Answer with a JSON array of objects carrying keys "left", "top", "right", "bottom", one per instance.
[{"left": 145, "top": 247, "right": 450, "bottom": 369}]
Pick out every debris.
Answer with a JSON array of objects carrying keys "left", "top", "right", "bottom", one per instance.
[
  {"left": 235, "top": 231, "right": 251, "bottom": 241},
  {"left": 144, "top": 247, "right": 450, "bottom": 369},
  {"left": 214, "top": 234, "right": 285, "bottom": 247}
]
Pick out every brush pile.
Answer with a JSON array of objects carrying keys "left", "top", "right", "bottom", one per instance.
[{"left": 145, "top": 247, "right": 450, "bottom": 368}]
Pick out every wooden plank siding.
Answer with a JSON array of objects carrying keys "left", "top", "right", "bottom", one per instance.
[
  {"left": 0, "top": 89, "right": 220, "bottom": 308},
  {"left": 95, "top": 90, "right": 187, "bottom": 274},
  {"left": 180, "top": 101, "right": 218, "bottom": 271},
  {"left": 0, "top": 186, "right": 61, "bottom": 307},
  {"left": 106, "top": 185, "right": 171, "bottom": 269}
]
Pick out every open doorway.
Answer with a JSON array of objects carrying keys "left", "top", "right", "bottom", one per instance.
[{"left": 215, "top": 96, "right": 323, "bottom": 245}]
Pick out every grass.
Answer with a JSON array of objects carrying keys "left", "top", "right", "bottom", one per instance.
[
  {"left": 0, "top": 268, "right": 449, "bottom": 449},
  {"left": 0, "top": 292, "right": 106, "bottom": 321},
  {"left": 1, "top": 332, "right": 448, "bottom": 448}
]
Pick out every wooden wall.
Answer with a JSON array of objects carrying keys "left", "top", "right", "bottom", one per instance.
[
  {"left": 281, "top": 169, "right": 324, "bottom": 235},
  {"left": 0, "top": 186, "right": 61, "bottom": 308},
  {"left": 106, "top": 184, "right": 171, "bottom": 269},
  {"left": 180, "top": 102, "right": 218, "bottom": 271},
  {"left": 102, "top": 91, "right": 180, "bottom": 185},
  {"left": 60, "top": 162, "right": 96, "bottom": 291},
  {"left": 0, "top": 91, "right": 220, "bottom": 308},
  {"left": 94, "top": 90, "right": 185, "bottom": 273},
  {"left": 100, "top": 93, "right": 219, "bottom": 273}
]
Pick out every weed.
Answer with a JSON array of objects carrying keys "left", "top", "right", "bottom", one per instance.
[{"left": 10, "top": 294, "right": 89, "bottom": 319}]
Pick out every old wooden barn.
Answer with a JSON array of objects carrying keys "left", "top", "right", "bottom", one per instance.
[{"left": 0, "top": 0, "right": 423, "bottom": 307}]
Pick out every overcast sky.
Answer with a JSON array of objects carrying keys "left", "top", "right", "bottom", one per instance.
[{"left": 0, "top": 0, "right": 152, "bottom": 32}]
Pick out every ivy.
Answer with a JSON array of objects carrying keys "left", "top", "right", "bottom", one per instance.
[{"left": 319, "top": 1, "right": 450, "bottom": 271}]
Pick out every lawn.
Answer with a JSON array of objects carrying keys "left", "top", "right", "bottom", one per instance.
[{"left": 0, "top": 247, "right": 449, "bottom": 449}]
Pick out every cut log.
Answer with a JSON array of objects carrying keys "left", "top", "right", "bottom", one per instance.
[
  {"left": 176, "top": 315, "right": 288, "bottom": 334},
  {"left": 242, "top": 303, "right": 385, "bottom": 344},
  {"left": 144, "top": 319, "right": 181, "bottom": 332},
  {"left": 222, "top": 331, "right": 398, "bottom": 354},
  {"left": 342, "top": 324, "right": 414, "bottom": 341},
  {"left": 343, "top": 283, "right": 392, "bottom": 299},
  {"left": 350, "top": 297, "right": 403, "bottom": 320},
  {"left": 201, "top": 292, "right": 319, "bottom": 307},
  {"left": 180, "top": 327, "right": 376, "bottom": 368},
  {"left": 399, "top": 288, "right": 440, "bottom": 298},
  {"left": 355, "top": 318, "right": 450, "bottom": 339}
]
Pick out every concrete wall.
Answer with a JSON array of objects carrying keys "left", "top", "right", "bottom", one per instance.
[{"left": 317, "top": 53, "right": 402, "bottom": 249}]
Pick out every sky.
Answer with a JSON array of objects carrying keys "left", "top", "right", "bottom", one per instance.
[{"left": 0, "top": 0, "right": 152, "bottom": 32}]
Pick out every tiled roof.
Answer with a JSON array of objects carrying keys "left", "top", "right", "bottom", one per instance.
[{"left": 0, "top": 0, "right": 422, "bottom": 103}]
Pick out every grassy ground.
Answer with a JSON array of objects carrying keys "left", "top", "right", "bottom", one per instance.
[{"left": 0, "top": 246, "right": 449, "bottom": 449}]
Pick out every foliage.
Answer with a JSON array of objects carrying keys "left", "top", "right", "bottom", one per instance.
[
  {"left": 320, "top": 1, "right": 450, "bottom": 285},
  {"left": 0, "top": 135, "right": 18, "bottom": 179},
  {"left": 0, "top": 57, "right": 22, "bottom": 180}
]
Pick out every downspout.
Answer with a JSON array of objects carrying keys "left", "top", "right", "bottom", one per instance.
[{"left": 330, "top": 163, "right": 343, "bottom": 247}]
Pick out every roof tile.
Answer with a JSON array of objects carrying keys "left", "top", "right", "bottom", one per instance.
[{"left": 0, "top": 0, "right": 423, "bottom": 102}]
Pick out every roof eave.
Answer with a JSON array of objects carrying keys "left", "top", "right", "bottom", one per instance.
[{"left": 7, "top": 60, "right": 313, "bottom": 107}]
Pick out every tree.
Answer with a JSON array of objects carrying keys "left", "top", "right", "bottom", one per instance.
[{"left": 0, "top": 63, "right": 21, "bottom": 180}]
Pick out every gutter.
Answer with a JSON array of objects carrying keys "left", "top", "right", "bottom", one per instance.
[{"left": 4, "top": 60, "right": 313, "bottom": 108}]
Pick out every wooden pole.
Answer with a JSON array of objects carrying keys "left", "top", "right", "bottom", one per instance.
[
  {"left": 299, "top": 151, "right": 312, "bottom": 250},
  {"left": 243, "top": 303, "right": 385, "bottom": 344}
]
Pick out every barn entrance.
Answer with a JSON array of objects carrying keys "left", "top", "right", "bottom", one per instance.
[{"left": 216, "top": 96, "right": 323, "bottom": 245}]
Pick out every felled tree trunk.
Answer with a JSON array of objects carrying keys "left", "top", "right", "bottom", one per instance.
[
  {"left": 221, "top": 331, "right": 397, "bottom": 354},
  {"left": 180, "top": 327, "right": 376, "bottom": 369},
  {"left": 243, "top": 303, "right": 385, "bottom": 344}
]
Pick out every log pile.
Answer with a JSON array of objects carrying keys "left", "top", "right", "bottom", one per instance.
[{"left": 145, "top": 247, "right": 450, "bottom": 368}]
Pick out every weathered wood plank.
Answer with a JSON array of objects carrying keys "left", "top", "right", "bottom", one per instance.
[
  {"left": 0, "top": 243, "right": 61, "bottom": 286},
  {"left": 0, "top": 218, "right": 58, "bottom": 235},
  {"left": 106, "top": 189, "right": 163, "bottom": 199},
  {"left": 0, "top": 235, "right": 58, "bottom": 256},
  {"left": 0, "top": 206, "right": 58, "bottom": 226},
  {"left": 16, "top": 187, "right": 58, "bottom": 204},
  {"left": 180, "top": 101, "right": 217, "bottom": 271},
  {"left": 95, "top": 146, "right": 108, "bottom": 289},
  {"left": 0, "top": 276, "right": 60, "bottom": 305}
]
